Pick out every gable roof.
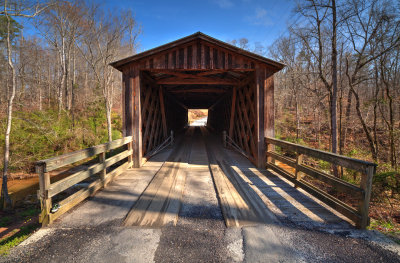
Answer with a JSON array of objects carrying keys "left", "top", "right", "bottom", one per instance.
[{"left": 110, "top": 32, "right": 285, "bottom": 71}]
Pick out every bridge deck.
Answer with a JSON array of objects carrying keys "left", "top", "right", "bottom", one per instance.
[
  {"left": 8, "top": 127, "right": 399, "bottom": 263},
  {"left": 54, "top": 126, "right": 350, "bottom": 229}
]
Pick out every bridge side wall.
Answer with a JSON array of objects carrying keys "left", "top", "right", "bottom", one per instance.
[{"left": 206, "top": 67, "right": 274, "bottom": 168}]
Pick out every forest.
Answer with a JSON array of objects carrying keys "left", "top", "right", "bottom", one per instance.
[
  {"left": 269, "top": 0, "right": 400, "bottom": 234},
  {"left": 0, "top": 0, "right": 399, "bottom": 249}
]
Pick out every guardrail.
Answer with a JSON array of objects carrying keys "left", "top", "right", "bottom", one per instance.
[
  {"left": 36, "top": 136, "right": 133, "bottom": 226},
  {"left": 265, "top": 137, "right": 376, "bottom": 229}
]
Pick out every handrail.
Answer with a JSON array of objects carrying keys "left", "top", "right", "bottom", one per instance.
[
  {"left": 36, "top": 136, "right": 133, "bottom": 226},
  {"left": 222, "top": 131, "right": 252, "bottom": 161},
  {"left": 145, "top": 131, "right": 174, "bottom": 159},
  {"left": 36, "top": 136, "right": 133, "bottom": 172},
  {"left": 265, "top": 137, "right": 376, "bottom": 229}
]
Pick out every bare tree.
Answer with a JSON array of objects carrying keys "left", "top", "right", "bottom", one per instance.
[
  {"left": 77, "top": 5, "right": 138, "bottom": 142},
  {"left": 343, "top": 0, "right": 400, "bottom": 161},
  {"left": 35, "top": 0, "right": 83, "bottom": 116},
  {"left": 1, "top": 0, "right": 49, "bottom": 209}
]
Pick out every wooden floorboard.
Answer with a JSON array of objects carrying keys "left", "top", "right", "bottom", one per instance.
[
  {"left": 122, "top": 126, "right": 351, "bottom": 229},
  {"left": 123, "top": 129, "right": 193, "bottom": 227},
  {"left": 222, "top": 141, "right": 352, "bottom": 227}
]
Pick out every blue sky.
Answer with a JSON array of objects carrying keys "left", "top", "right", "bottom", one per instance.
[{"left": 104, "top": 0, "right": 295, "bottom": 53}]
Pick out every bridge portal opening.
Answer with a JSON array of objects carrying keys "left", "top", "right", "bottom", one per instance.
[
  {"left": 188, "top": 109, "right": 208, "bottom": 126},
  {"left": 111, "top": 32, "right": 283, "bottom": 168}
]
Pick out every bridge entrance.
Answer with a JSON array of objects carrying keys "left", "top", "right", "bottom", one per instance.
[
  {"left": 111, "top": 32, "right": 284, "bottom": 168},
  {"left": 33, "top": 33, "right": 375, "bottom": 231}
]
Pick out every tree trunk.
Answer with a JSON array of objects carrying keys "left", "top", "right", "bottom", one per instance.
[
  {"left": 1, "top": 15, "right": 16, "bottom": 209},
  {"left": 331, "top": 0, "right": 338, "bottom": 176},
  {"left": 106, "top": 100, "right": 112, "bottom": 142},
  {"left": 350, "top": 85, "right": 378, "bottom": 161},
  {"left": 342, "top": 88, "right": 352, "bottom": 152}
]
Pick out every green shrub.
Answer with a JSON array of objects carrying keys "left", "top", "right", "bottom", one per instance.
[
  {"left": 318, "top": 160, "right": 331, "bottom": 171},
  {"left": 0, "top": 105, "right": 122, "bottom": 173},
  {"left": 373, "top": 170, "right": 400, "bottom": 197}
]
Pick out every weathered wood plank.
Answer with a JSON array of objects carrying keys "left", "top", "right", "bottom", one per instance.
[
  {"left": 267, "top": 162, "right": 361, "bottom": 224},
  {"left": 266, "top": 151, "right": 296, "bottom": 167},
  {"left": 237, "top": 88, "right": 257, "bottom": 160},
  {"left": 159, "top": 86, "right": 167, "bottom": 138},
  {"left": 48, "top": 149, "right": 132, "bottom": 197},
  {"left": 297, "top": 164, "right": 364, "bottom": 196},
  {"left": 156, "top": 78, "right": 237, "bottom": 85},
  {"left": 132, "top": 66, "right": 142, "bottom": 168},
  {"left": 266, "top": 150, "right": 364, "bottom": 196},
  {"left": 255, "top": 67, "right": 265, "bottom": 168},
  {"left": 235, "top": 97, "right": 251, "bottom": 156},
  {"left": 358, "top": 165, "right": 375, "bottom": 228},
  {"left": 50, "top": 177, "right": 103, "bottom": 223},
  {"left": 36, "top": 136, "right": 132, "bottom": 172},
  {"left": 37, "top": 164, "right": 51, "bottom": 226},
  {"left": 265, "top": 137, "right": 376, "bottom": 174}
]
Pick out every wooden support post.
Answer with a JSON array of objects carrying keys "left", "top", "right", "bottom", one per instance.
[
  {"left": 170, "top": 130, "right": 174, "bottom": 146},
  {"left": 266, "top": 139, "right": 272, "bottom": 163},
  {"left": 295, "top": 153, "right": 304, "bottom": 188},
  {"left": 99, "top": 152, "right": 106, "bottom": 183},
  {"left": 222, "top": 130, "right": 227, "bottom": 147},
  {"left": 264, "top": 71, "right": 275, "bottom": 166},
  {"left": 358, "top": 165, "right": 375, "bottom": 229},
  {"left": 127, "top": 141, "right": 133, "bottom": 168},
  {"left": 37, "top": 164, "right": 52, "bottom": 226},
  {"left": 123, "top": 72, "right": 133, "bottom": 137},
  {"left": 255, "top": 68, "right": 266, "bottom": 168},
  {"left": 159, "top": 86, "right": 168, "bottom": 138},
  {"left": 132, "top": 66, "right": 142, "bottom": 168}
]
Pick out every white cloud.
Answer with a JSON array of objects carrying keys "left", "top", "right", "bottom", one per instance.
[
  {"left": 245, "top": 7, "right": 274, "bottom": 27},
  {"left": 214, "top": 0, "right": 234, "bottom": 9}
]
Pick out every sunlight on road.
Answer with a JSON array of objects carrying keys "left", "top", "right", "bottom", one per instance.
[{"left": 190, "top": 116, "right": 208, "bottom": 126}]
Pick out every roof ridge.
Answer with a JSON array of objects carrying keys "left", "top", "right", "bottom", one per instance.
[{"left": 110, "top": 32, "right": 285, "bottom": 71}]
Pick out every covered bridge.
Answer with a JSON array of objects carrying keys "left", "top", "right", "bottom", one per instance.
[
  {"left": 110, "top": 32, "right": 284, "bottom": 168},
  {"left": 34, "top": 33, "right": 375, "bottom": 230}
]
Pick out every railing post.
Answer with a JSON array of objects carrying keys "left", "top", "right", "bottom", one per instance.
[
  {"left": 222, "top": 130, "right": 227, "bottom": 147},
  {"left": 99, "top": 152, "right": 106, "bottom": 183},
  {"left": 128, "top": 140, "right": 133, "bottom": 168},
  {"left": 265, "top": 138, "right": 275, "bottom": 165},
  {"left": 170, "top": 130, "right": 174, "bottom": 146},
  {"left": 358, "top": 165, "right": 375, "bottom": 229},
  {"left": 37, "top": 163, "right": 52, "bottom": 226},
  {"left": 295, "top": 153, "right": 304, "bottom": 188}
]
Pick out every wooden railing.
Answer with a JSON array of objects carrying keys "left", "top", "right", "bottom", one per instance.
[
  {"left": 36, "top": 136, "right": 133, "bottom": 226},
  {"left": 265, "top": 137, "right": 376, "bottom": 229}
]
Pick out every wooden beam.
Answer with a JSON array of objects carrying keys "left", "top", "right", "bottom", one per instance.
[
  {"left": 169, "top": 88, "right": 226, "bottom": 93},
  {"left": 229, "top": 87, "right": 236, "bottom": 138},
  {"left": 132, "top": 66, "right": 142, "bottom": 168},
  {"left": 159, "top": 86, "right": 167, "bottom": 138},
  {"left": 143, "top": 68, "right": 255, "bottom": 73},
  {"left": 264, "top": 71, "right": 274, "bottom": 138},
  {"left": 237, "top": 88, "right": 257, "bottom": 160},
  {"left": 146, "top": 101, "right": 160, "bottom": 153},
  {"left": 208, "top": 93, "right": 229, "bottom": 111},
  {"left": 142, "top": 86, "right": 157, "bottom": 153},
  {"left": 235, "top": 97, "right": 251, "bottom": 155},
  {"left": 255, "top": 67, "right": 266, "bottom": 168},
  {"left": 156, "top": 77, "right": 237, "bottom": 85},
  {"left": 165, "top": 91, "right": 188, "bottom": 109},
  {"left": 36, "top": 137, "right": 133, "bottom": 172},
  {"left": 122, "top": 74, "right": 127, "bottom": 137}
]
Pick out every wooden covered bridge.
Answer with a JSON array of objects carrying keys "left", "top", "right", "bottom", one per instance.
[{"left": 35, "top": 32, "right": 376, "bottom": 232}]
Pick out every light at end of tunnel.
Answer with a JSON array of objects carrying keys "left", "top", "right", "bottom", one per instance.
[{"left": 188, "top": 109, "right": 208, "bottom": 126}]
